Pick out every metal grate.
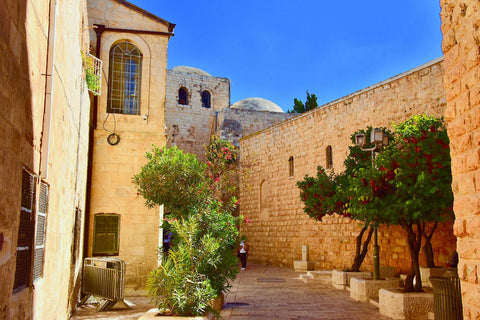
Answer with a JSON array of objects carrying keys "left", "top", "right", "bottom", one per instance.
[
  {"left": 257, "top": 277, "right": 285, "bottom": 283},
  {"left": 82, "top": 258, "right": 126, "bottom": 301},
  {"left": 430, "top": 276, "right": 463, "bottom": 320}
]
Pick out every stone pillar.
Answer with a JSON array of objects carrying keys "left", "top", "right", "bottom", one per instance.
[
  {"left": 294, "top": 245, "right": 314, "bottom": 272},
  {"left": 440, "top": 1, "right": 480, "bottom": 318}
]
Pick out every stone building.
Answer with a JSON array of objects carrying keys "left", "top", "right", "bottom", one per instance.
[
  {"left": 165, "top": 66, "right": 295, "bottom": 160},
  {"left": 0, "top": 0, "right": 91, "bottom": 319},
  {"left": 239, "top": 57, "right": 457, "bottom": 274},
  {"left": 165, "top": 66, "right": 230, "bottom": 159},
  {"left": 86, "top": 0, "right": 174, "bottom": 294}
]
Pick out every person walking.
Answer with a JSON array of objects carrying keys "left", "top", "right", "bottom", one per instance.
[{"left": 238, "top": 240, "right": 249, "bottom": 270}]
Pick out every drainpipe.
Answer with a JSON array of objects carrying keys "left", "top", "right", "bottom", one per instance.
[
  {"left": 83, "top": 24, "right": 105, "bottom": 259},
  {"left": 39, "top": 0, "right": 57, "bottom": 179}
]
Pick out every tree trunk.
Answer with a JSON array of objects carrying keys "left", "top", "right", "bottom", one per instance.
[
  {"left": 403, "top": 222, "right": 423, "bottom": 292},
  {"left": 350, "top": 225, "right": 374, "bottom": 272},
  {"left": 422, "top": 221, "right": 437, "bottom": 268}
]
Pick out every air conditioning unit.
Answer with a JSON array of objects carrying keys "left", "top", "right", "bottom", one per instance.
[{"left": 81, "top": 257, "right": 132, "bottom": 311}]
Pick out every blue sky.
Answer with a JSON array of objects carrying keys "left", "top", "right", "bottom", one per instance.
[{"left": 130, "top": 1, "right": 443, "bottom": 112}]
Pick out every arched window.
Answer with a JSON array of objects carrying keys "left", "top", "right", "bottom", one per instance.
[
  {"left": 178, "top": 87, "right": 188, "bottom": 105},
  {"left": 202, "top": 90, "right": 211, "bottom": 108},
  {"left": 108, "top": 41, "right": 142, "bottom": 115},
  {"left": 288, "top": 156, "right": 294, "bottom": 177},
  {"left": 326, "top": 146, "right": 333, "bottom": 169}
]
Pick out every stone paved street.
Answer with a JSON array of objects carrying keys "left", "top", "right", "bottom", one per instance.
[
  {"left": 221, "top": 264, "right": 391, "bottom": 320},
  {"left": 72, "top": 264, "right": 392, "bottom": 320}
]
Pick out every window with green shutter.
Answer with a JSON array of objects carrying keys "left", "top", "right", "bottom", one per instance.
[{"left": 93, "top": 214, "right": 120, "bottom": 256}]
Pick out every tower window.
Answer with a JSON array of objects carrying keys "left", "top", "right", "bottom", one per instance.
[
  {"left": 107, "top": 41, "right": 142, "bottom": 115},
  {"left": 202, "top": 91, "right": 211, "bottom": 108},
  {"left": 326, "top": 146, "right": 333, "bottom": 169},
  {"left": 288, "top": 156, "right": 294, "bottom": 177},
  {"left": 178, "top": 87, "right": 188, "bottom": 105}
]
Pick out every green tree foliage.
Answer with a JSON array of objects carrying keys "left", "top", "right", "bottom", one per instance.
[
  {"left": 134, "top": 139, "right": 242, "bottom": 316},
  {"left": 132, "top": 146, "right": 210, "bottom": 217},
  {"left": 147, "top": 206, "right": 239, "bottom": 317},
  {"left": 347, "top": 115, "right": 453, "bottom": 292},
  {"left": 297, "top": 127, "right": 393, "bottom": 271},
  {"left": 288, "top": 90, "right": 318, "bottom": 113}
]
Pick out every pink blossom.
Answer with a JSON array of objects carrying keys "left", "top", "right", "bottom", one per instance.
[{"left": 214, "top": 177, "right": 220, "bottom": 182}]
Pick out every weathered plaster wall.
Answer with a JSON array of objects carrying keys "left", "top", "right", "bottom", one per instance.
[
  {"left": 165, "top": 70, "right": 230, "bottom": 160},
  {"left": 441, "top": 1, "right": 480, "bottom": 318},
  {"left": 87, "top": 0, "right": 172, "bottom": 294},
  {"left": 240, "top": 58, "right": 456, "bottom": 274},
  {"left": 0, "top": 0, "right": 91, "bottom": 319}
]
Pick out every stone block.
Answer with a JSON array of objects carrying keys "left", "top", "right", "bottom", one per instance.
[
  {"left": 293, "top": 260, "right": 314, "bottom": 272},
  {"left": 350, "top": 278, "right": 403, "bottom": 302},
  {"left": 379, "top": 288, "right": 433, "bottom": 320},
  {"left": 332, "top": 270, "right": 371, "bottom": 290}
]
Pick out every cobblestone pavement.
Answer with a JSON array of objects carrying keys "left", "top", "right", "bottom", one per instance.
[{"left": 71, "top": 264, "right": 392, "bottom": 320}]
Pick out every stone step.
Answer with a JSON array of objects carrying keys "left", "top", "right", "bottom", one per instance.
[{"left": 300, "top": 271, "right": 332, "bottom": 283}]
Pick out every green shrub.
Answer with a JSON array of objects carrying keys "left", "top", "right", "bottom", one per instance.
[{"left": 146, "top": 203, "right": 239, "bottom": 316}]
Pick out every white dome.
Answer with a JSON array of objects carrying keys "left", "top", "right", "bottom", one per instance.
[
  {"left": 231, "top": 97, "right": 283, "bottom": 113},
  {"left": 170, "top": 66, "right": 211, "bottom": 76}
]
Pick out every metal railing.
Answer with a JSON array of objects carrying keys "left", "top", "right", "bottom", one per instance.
[{"left": 81, "top": 257, "right": 130, "bottom": 311}]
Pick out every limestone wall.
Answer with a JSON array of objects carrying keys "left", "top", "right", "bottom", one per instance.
[
  {"left": 239, "top": 58, "right": 456, "bottom": 274},
  {"left": 165, "top": 70, "right": 230, "bottom": 160},
  {"left": 87, "top": 1, "right": 172, "bottom": 294},
  {"left": 216, "top": 108, "right": 296, "bottom": 148},
  {"left": 0, "top": 0, "right": 91, "bottom": 319},
  {"left": 441, "top": 1, "right": 480, "bottom": 318}
]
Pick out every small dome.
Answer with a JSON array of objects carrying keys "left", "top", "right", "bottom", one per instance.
[
  {"left": 231, "top": 97, "right": 284, "bottom": 113},
  {"left": 170, "top": 66, "right": 211, "bottom": 76}
]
